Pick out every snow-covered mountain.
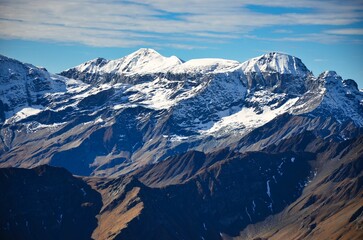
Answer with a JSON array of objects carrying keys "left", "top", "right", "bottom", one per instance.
[
  {"left": 241, "top": 52, "right": 310, "bottom": 76},
  {"left": 62, "top": 48, "right": 183, "bottom": 85},
  {"left": 0, "top": 49, "right": 362, "bottom": 176},
  {"left": 79, "top": 48, "right": 182, "bottom": 75},
  {"left": 0, "top": 55, "right": 69, "bottom": 122}
]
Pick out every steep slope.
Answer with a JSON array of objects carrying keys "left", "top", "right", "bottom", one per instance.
[
  {"left": 86, "top": 176, "right": 146, "bottom": 240},
  {"left": 0, "top": 165, "right": 102, "bottom": 240},
  {"left": 237, "top": 135, "right": 363, "bottom": 240},
  {"left": 84, "top": 133, "right": 363, "bottom": 239},
  {"left": 134, "top": 148, "right": 237, "bottom": 187},
  {"left": 0, "top": 135, "right": 361, "bottom": 240},
  {"left": 87, "top": 150, "right": 314, "bottom": 240}
]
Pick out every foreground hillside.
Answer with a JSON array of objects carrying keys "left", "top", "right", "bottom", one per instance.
[{"left": 1, "top": 133, "right": 362, "bottom": 239}]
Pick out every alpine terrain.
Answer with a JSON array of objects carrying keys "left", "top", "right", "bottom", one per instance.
[{"left": 0, "top": 49, "right": 362, "bottom": 240}]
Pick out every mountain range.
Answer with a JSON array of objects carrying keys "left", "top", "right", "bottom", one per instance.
[{"left": 0, "top": 49, "right": 362, "bottom": 239}]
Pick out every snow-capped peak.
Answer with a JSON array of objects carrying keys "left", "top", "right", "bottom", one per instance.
[
  {"left": 74, "top": 48, "right": 183, "bottom": 76},
  {"left": 127, "top": 48, "right": 162, "bottom": 59},
  {"left": 76, "top": 57, "right": 109, "bottom": 73},
  {"left": 241, "top": 52, "right": 310, "bottom": 76},
  {"left": 312, "top": 70, "right": 363, "bottom": 125},
  {"left": 318, "top": 71, "right": 346, "bottom": 87},
  {"left": 319, "top": 70, "right": 339, "bottom": 79},
  {"left": 121, "top": 48, "right": 166, "bottom": 67},
  {"left": 116, "top": 48, "right": 183, "bottom": 73}
]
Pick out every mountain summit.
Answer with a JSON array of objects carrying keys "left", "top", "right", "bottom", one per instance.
[
  {"left": 241, "top": 52, "right": 310, "bottom": 76},
  {"left": 63, "top": 48, "right": 183, "bottom": 84}
]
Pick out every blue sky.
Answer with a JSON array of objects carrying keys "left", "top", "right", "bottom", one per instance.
[{"left": 1, "top": 0, "right": 363, "bottom": 86}]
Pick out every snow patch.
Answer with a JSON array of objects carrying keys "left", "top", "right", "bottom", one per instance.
[
  {"left": 57, "top": 214, "right": 63, "bottom": 224},
  {"left": 25, "top": 122, "right": 67, "bottom": 133},
  {"left": 173, "top": 58, "right": 240, "bottom": 74},
  {"left": 266, "top": 180, "right": 271, "bottom": 198},
  {"left": 95, "top": 117, "right": 104, "bottom": 123},
  {"left": 203, "top": 223, "right": 207, "bottom": 231},
  {"left": 6, "top": 106, "right": 43, "bottom": 123},
  {"left": 277, "top": 161, "right": 284, "bottom": 176},
  {"left": 272, "top": 175, "right": 277, "bottom": 183},
  {"left": 170, "top": 135, "right": 189, "bottom": 142},
  {"left": 200, "top": 97, "right": 299, "bottom": 135},
  {"left": 80, "top": 188, "right": 87, "bottom": 196},
  {"left": 245, "top": 207, "right": 252, "bottom": 222},
  {"left": 252, "top": 200, "right": 256, "bottom": 213}
]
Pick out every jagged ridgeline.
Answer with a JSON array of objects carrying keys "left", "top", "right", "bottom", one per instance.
[{"left": 0, "top": 49, "right": 362, "bottom": 176}]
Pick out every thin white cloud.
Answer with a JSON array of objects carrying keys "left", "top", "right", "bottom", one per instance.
[
  {"left": 314, "top": 58, "right": 327, "bottom": 62},
  {"left": 273, "top": 29, "right": 293, "bottom": 34},
  {"left": 163, "top": 43, "right": 209, "bottom": 50},
  {"left": 325, "top": 28, "right": 363, "bottom": 35},
  {"left": 0, "top": 0, "right": 362, "bottom": 48},
  {"left": 244, "top": 33, "right": 350, "bottom": 44}
]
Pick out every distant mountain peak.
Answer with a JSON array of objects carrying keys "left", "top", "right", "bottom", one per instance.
[
  {"left": 118, "top": 48, "right": 182, "bottom": 73},
  {"left": 320, "top": 70, "right": 339, "bottom": 78},
  {"left": 84, "top": 57, "right": 108, "bottom": 67},
  {"left": 129, "top": 48, "right": 161, "bottom": 56},
  {"left": 123, "top": 48, "right": 163, "bottom": 64},
  {"left": 71, "top": 48, "right": 183, "bottom": 77},
  {"left": 241, "top": 52, "right": 310, "bottom": 77},
  {"left": 343, "top": 79, "right": 359, "bottom": 91},
  {"left": 318, "top": 70, "right": 345, "bottom": 86}
]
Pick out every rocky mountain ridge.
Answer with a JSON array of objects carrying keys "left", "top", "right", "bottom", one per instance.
[{"left": 0, "top": 50, "right": 362, "bottom": 176}]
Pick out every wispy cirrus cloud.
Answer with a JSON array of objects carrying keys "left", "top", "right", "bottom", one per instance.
[
  {"left": 273, "top": 29, "right": 294, "bottom": 34},
  {"left": 243, "top": 32, "right": 352, "bottom": 44},
  {"left": 0, "top": 0, "right": 362, "bottom": 48},
  {"left": 314, "top": 58, "right": 327, "bottom": 62},
  {"left": 325, "top": 28, "right": 363, "bottom": 35}
]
